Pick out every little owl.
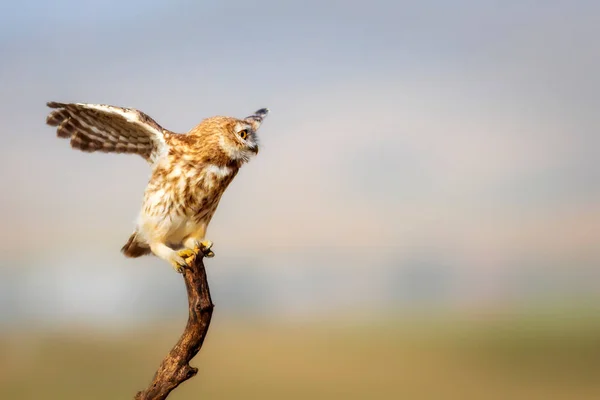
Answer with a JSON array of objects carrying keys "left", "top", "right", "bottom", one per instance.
[{"left": 45, "top": 101, "right": 269, "bottom": 272}]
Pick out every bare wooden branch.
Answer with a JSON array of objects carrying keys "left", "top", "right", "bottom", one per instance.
[{"left": 135, "top": 255, "right": 214, "bottom": 400}]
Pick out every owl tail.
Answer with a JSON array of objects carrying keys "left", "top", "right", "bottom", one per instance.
[{"left": 121, "top": 231, "right": 151, "bottom": 258}]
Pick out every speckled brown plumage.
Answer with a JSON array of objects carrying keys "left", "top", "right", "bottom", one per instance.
[{"left": 46, "top": 101, "right": 269, "bottom": 272}]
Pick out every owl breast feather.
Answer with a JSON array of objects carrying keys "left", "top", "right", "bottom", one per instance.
[{"left": 143, "top": 162, "right": 237, "bottom": 221}]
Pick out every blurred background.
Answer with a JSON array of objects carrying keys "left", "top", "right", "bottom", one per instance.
[{"left": 1, "top": 1, "right": 599, "bottom": 399}]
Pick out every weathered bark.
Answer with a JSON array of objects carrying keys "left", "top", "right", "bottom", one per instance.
[{"left": 135, "top": 255, "right": 214, "bottom": 400}]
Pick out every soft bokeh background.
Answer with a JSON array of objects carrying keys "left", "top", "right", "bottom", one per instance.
[{"left": 1, "top": 1, "right": 599, "bottom": 399}]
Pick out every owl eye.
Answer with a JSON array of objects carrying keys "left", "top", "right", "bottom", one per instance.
[{"left": 239, "top": 129, "right": 248, "bottom": 140}]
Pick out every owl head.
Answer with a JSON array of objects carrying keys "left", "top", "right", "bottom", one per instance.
[{"left": 191, "top": 108, "right": 269, "bottom": 162}]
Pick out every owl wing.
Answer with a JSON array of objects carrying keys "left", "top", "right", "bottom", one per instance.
[{"left": 46, "top": 101, "right": 171, "bottom": 164}]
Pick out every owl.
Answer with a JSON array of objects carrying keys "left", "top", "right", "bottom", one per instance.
[{"left": 45, "top": 101, "right": 269, "bottom": 272}]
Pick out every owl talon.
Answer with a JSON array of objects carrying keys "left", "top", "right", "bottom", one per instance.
[
  {"left": 178, "top": 248, "right": 198, "bottom": 264},
  {"left": 171, "top": 262, "right": 185, "bottom": 273},
  {"left": 193, "top": 240, "right": 214, "bottom": 258},
  {"left": 199, "top": 240, "right": 214, "bottom": 258},
  {"left": 169, "top": 253, "right": 188, "bottom": 274}
]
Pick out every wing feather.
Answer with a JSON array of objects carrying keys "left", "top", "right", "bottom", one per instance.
[{"left": 46, "top": 101, "right": 170, "bottom": 163}]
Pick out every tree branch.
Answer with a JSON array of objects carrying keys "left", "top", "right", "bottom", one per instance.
[{"left": 135, "top": 255, "right": 214, "bottom": 400}]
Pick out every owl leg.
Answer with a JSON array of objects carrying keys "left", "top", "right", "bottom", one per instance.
[
  {"left": 150, "top": 242, "right": 189, "bottom": 273},
  {"left": 183, "top": 237, "right": 215, "bottom": 258}
]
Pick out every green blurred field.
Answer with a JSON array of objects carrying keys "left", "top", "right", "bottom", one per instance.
[{"left": 1, "top": 313, "right": 599, "bottom": 400}]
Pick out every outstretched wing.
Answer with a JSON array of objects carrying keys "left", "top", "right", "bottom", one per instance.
[{"left": 46, "top": 102, "right": 170, "bottom": 163}]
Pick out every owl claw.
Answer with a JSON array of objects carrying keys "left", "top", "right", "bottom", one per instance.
[
  {"left": 169, "top": 248, "right": 197, "bottom": 273},
  {"left": 171, "top": 262, "right": 185, "bottom": 273},
  {"left": 197, "top": 240, "right": 215, "bottom": 258},
  {"left": 178, "top": 248, "right": 198, "bottom": 264},
  {"left": 170, "top": 254, "right": 188, "bottom": 273},
  {"left": 171, "top": 242, "right": 214, "bottom": 273}
]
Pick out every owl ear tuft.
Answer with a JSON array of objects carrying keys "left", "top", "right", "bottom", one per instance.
[{"left": 244, "top": 108, "right": 269, "bottom": 130}]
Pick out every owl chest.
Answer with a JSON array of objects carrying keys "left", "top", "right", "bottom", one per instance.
[
  {"left": 144, "top": 164, "right": 236, "bottom": 219},
  {"left": 184, "top": 172, "right": 235, "bottom": 218}
]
